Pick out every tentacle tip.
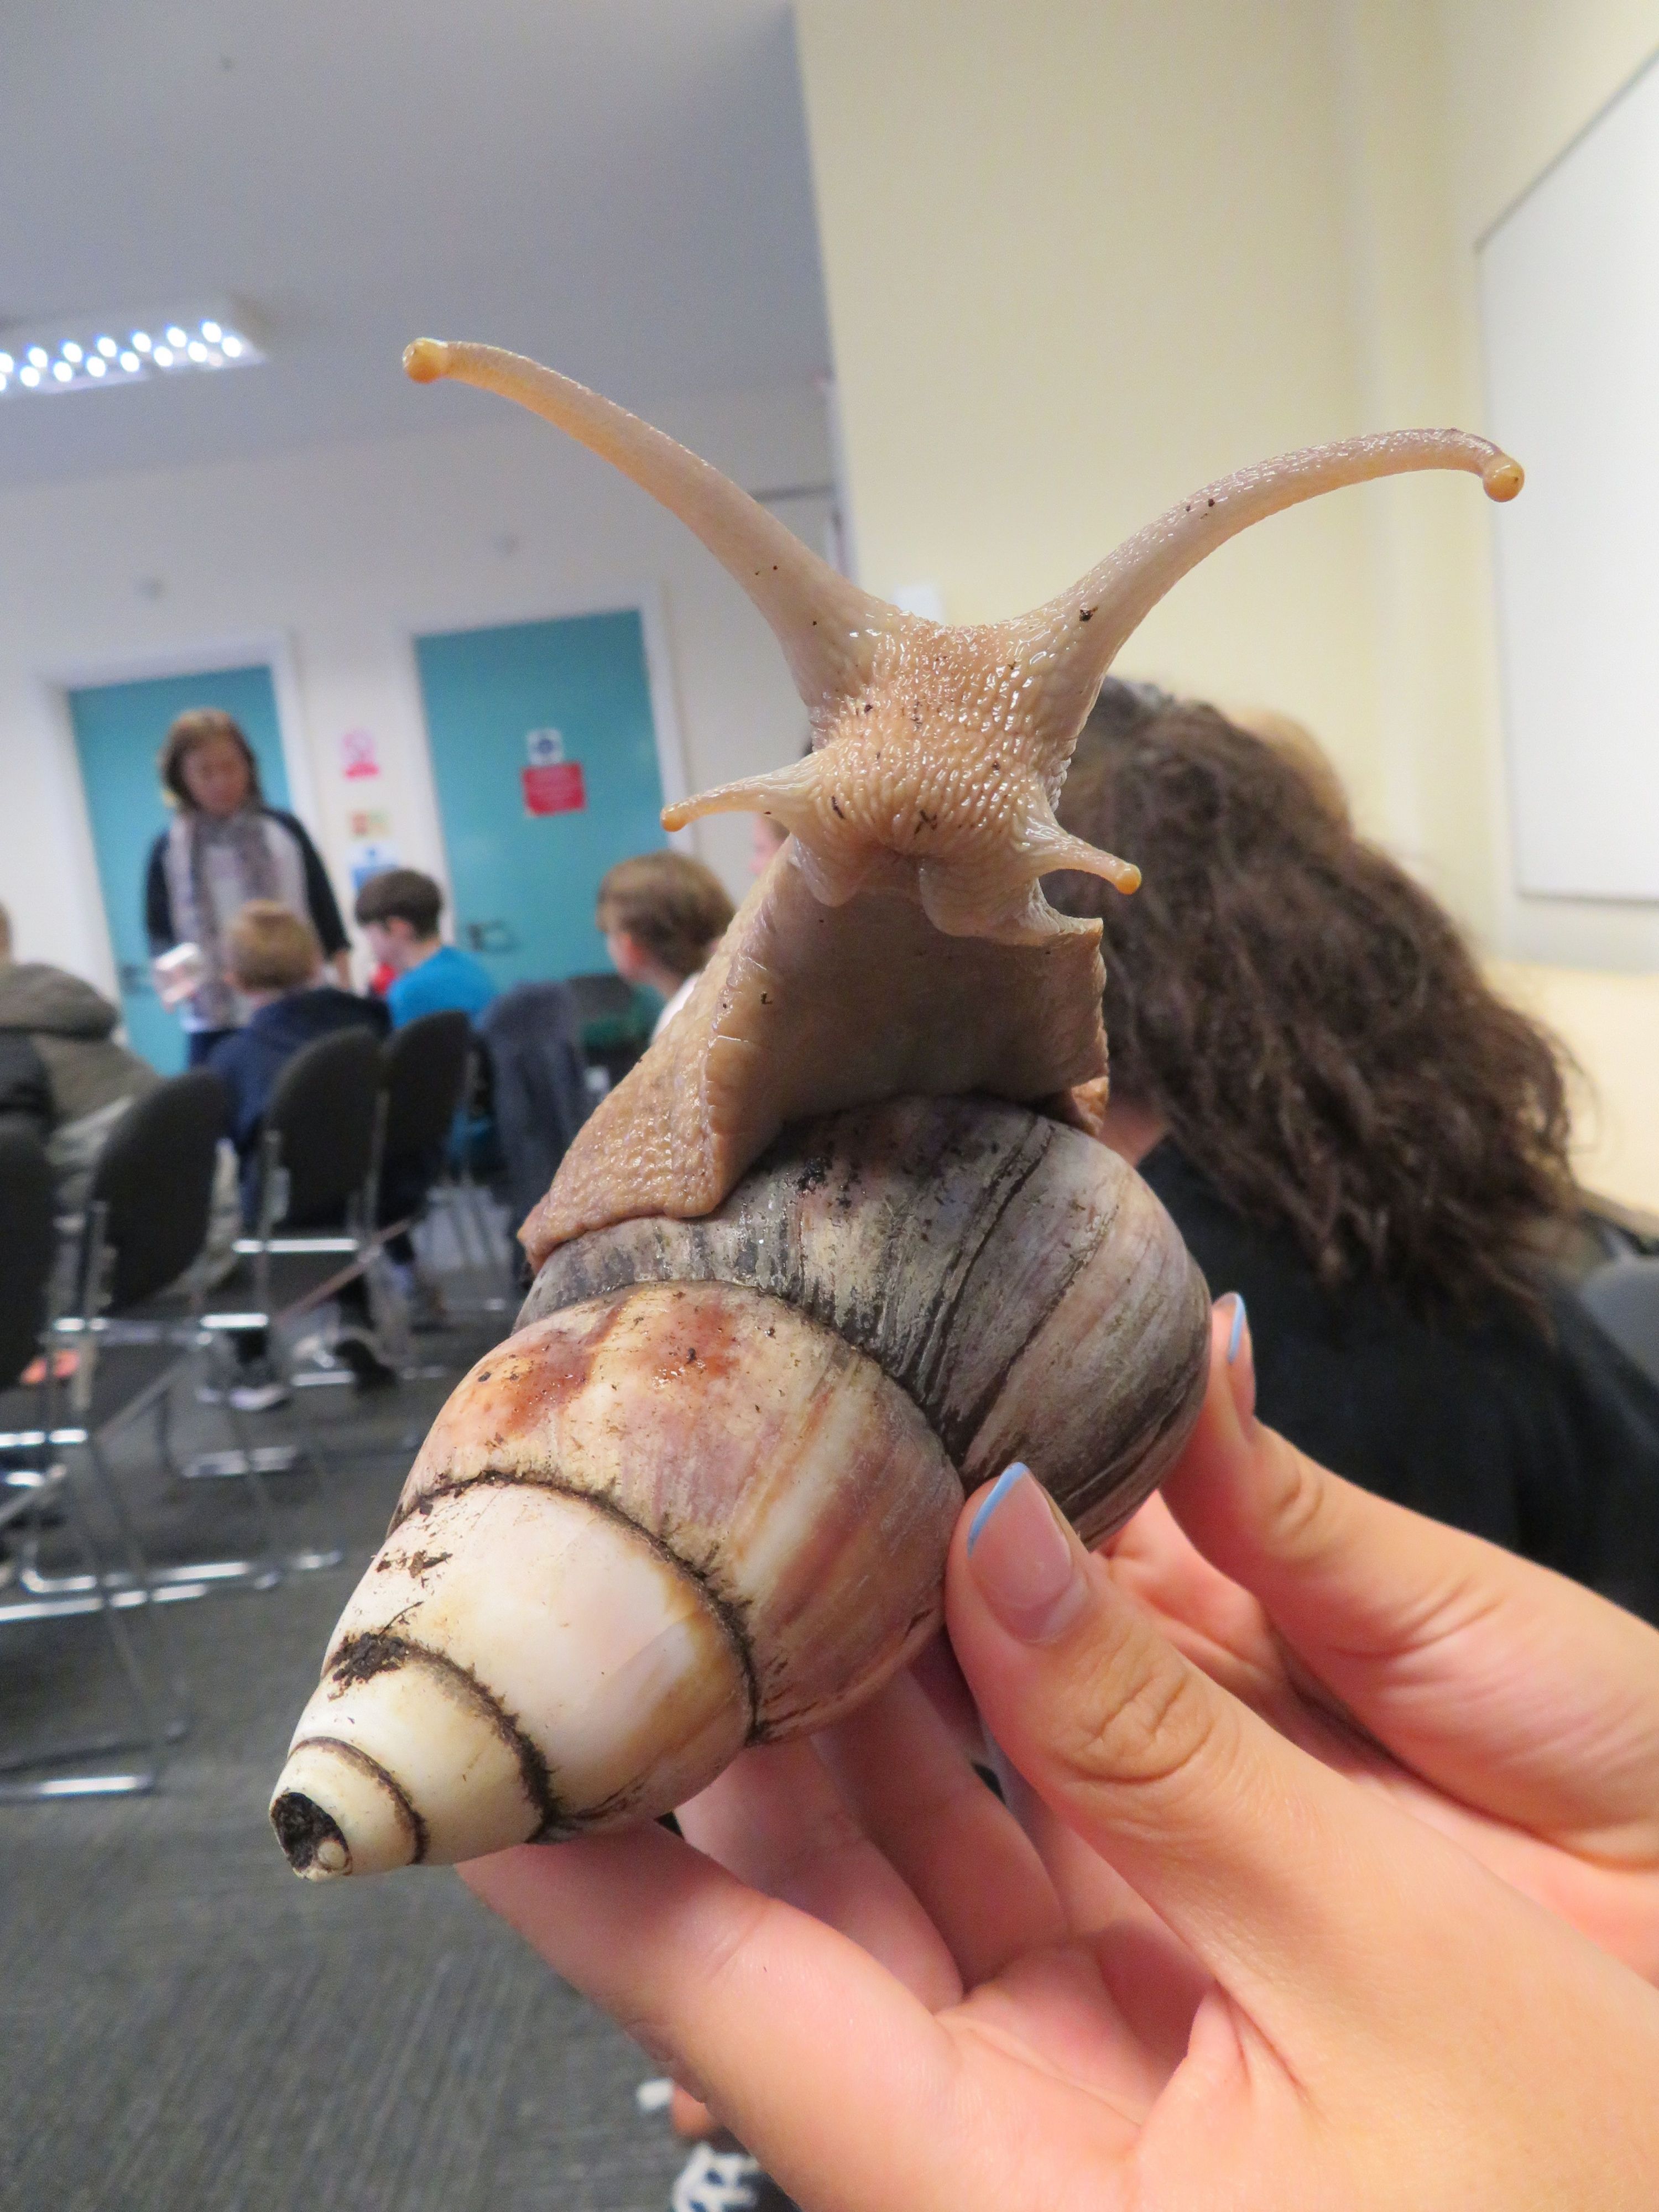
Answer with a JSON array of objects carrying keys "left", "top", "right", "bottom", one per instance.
[
  {"left": 1117, "top": 865, "right": 1142, "bottom": 896},
  {"left": 660, "top": 800, "right": 695, "bottom": 832},
  {"left": 403, "top": 337, "right": 452, "bottom": 385},
  {"left": 1483, "top": 455, "right": 1524, "bottom": 502}
]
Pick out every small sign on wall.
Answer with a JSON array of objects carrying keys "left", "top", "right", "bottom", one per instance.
[
  {"left": 523, "top": 761, "right": 586, "bottom": 816},
  {"left": 339, "top": 728, "right": 382, "bottom": 780},
  {"left": 348, "top": 838, "right": 400, "bottom": 891},
  {"left": 522, "top": 725, "right": 584, "bottom": 815}
]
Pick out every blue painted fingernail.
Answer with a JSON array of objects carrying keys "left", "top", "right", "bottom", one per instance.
[
  {"left": 1226, "top": 1293, "right": 1247, "bottom": 1364},
  {"left": 967, "top": 1461, "right": 1030, "bottom": 1554}
]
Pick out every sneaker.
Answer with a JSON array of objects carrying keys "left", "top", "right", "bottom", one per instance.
[
  {"left": 386, "top": 1256, "right": 449, "bottom": 1333},
  {"left": 331, "top": 1329, "right": 399, "bottom": 1391},
  {"left": 669, "top": 2144, "right": 796, "bottom": 2212},
  {"left": 201, "top": 1356, "right": 290, "bottom": 1412},
  {"left": 229, "top": 1376, "right": 291, "bottom": 1413}
]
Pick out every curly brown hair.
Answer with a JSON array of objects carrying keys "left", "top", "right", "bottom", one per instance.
[{"left": 1050, "top": 684, "right": 1577, "bottom": 1319}]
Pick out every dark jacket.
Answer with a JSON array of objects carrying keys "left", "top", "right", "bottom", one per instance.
[
  {"left": 478, "top": 983, "right": 592, "bottom": 1235},
  {"left": 1141, "top": 1139, "right": 1659, "bottom": 1625},
  {"left": 144, "top": 808, "right": 348, "bottom": 958},
  {"left": 208, "top": 987, "right": 388, "bottom": 1219},
  {"left": 0, "top": 961, "right": 160, "bottom": 1145}
]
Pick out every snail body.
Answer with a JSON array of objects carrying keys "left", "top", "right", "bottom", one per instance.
[
  {"left": 271, "top": 335, "right": 1521, "bottom": 1882},
  {"left": 272, "top": 1098, "right": 1209, "bottom": 1877}
]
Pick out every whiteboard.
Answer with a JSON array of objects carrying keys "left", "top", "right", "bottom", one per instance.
[{"left": 1480, "top": 48, "right": 1659, "bottom": 901}]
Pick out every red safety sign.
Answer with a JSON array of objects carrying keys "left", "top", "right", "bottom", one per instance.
[{"left": 522, "top": 760, "right": 587, "bottom": 816}]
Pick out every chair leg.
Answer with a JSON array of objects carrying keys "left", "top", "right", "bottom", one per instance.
[
  {"left": 174, "top": 1350, "right": 342, "bottom": 1575},
  {"left": 0, "top": 1463, "right": 171, "bottom": 1800}
]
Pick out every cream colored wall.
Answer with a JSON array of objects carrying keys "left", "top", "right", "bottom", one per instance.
[
  {"left": 1439, "top": 0, "right": 1659, "bottom": 974},
  {"left": 794, "top": 0, "right": 1659, "bottom": 1198},
  {"left": 1489, "top": 961, "right": 1659, "bottom": 1215},
  {"left": 794, "top": 0, "right": 1659, "bottom": 968},
  {"left": 795, "top": 0, "right": 1397, "bottom": 842}
]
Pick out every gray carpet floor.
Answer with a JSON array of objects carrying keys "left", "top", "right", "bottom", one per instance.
[{"left": 0, "top": 1301, "right": 688, "bottom": 2212}]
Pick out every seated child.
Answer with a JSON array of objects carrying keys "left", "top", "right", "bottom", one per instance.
[
  {"left": 208, "top": 901, "right": 388, "bottom": 1223},
  {"left": 596, "top": 851, "right": 735, "bottom": 1039},
  {"left": 204, "top": 902, "right": 390, "bottom": 1406},
  {"left": 353, "top": 869, "right": 497, "bottom": 1029}
]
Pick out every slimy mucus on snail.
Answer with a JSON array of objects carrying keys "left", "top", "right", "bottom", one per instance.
[{"left": 270, "top": 341, "right": 1521, "bottom": 1878}]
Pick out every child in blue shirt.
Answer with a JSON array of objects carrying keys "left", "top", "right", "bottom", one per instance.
[{"left": 353, "top": 869, "right": 497, "bottom": 1027}]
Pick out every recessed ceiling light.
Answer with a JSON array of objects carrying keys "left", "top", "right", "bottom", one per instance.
[{"left": 0, "top": 301, "right": 264, "bottom": 400}]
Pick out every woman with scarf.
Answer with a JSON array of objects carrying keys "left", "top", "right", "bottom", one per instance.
[{"left": 143, "top": 708, "right": 350, "bottom": 1064}]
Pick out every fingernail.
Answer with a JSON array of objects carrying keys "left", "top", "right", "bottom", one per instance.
[
  {"left": 1220, "top": 1293, "right": 1257, "bottom": 1431},
  {"left": 1227, "top": 1291, "right": 1247, "bottom": 1363},
  {"left": 966, "top": 1463, "right": 1089, "bottom": 1643},
  {"left": 967, "top": 1460, "right": 1029, "bottom": 1553}
]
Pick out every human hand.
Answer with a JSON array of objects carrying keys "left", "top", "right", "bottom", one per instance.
[
  {"left": 1104, "top": 1297, "right": 1659, "bottom": 1982},
  {"left": 462, "top": 1454, "right": 1659, "bottom": 2209}
]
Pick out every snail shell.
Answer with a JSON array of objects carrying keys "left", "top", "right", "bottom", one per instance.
[{"left": 270, "top": 1097, "right": 1209, "bottom": 1879}]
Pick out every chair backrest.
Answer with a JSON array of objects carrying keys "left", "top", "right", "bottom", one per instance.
[
  {"left": 477, "top": 982, "right": 593, "bottom": 1228},
  {"left": 1579, "top": 1257, "right": 1659, "bottom": 1391},
  {"left": 85, "top": 1071, "right": 228, "bottom": 1312},
  {"left": 381, "top": 1010, "right": 472, "bottom": 1159},
  {"left": 0, "top": 1130, "right": 56, "bottom": 1390},
  {"left": 265, "top": 1028, "right": 384, "bottom": 1227}
]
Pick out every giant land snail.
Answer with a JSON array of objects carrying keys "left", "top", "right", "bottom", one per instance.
[{"left": 270, "top": 341, "right": 1521, "bottom": 1879}]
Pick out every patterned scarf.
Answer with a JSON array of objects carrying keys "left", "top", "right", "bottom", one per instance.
[{"left": 165, "top": 804, "right": 301, "bottom": 1030}]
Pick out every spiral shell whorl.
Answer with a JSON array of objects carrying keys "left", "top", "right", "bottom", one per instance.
[
  {"left": 523, "top": 1095, "right": 1210, "bottom": 1545},
  {"left": 271, "top": 1280, "right": 961, "bottom": 1874}
]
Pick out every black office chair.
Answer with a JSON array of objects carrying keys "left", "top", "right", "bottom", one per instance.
[
  {"left": 0, "top": 1129, "right": 170, "bottom": 1800},
  {"left": 376, "top": 1010, "right": 505, "bottom": 1307},
  {"left": 259, "top": 1026, "right": 384, "bottom": 1231},
  {"left": 237, "top": 1027, "right": 405, "bottom": 1393},
  {"left": 380, "top": 1010, "right": 471, "bottom": 1172},
  {"left": 85, "top": 1069, "right": 227, "bottom": 1310}
]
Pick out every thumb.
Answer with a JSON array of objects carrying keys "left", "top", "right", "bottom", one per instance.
[
  {"left": 946, "top": 1460, "right": 1489, "bottom": 2046},
  {"left": 1164, "top": 1299, "right": 1659, "bottom": 1856}
]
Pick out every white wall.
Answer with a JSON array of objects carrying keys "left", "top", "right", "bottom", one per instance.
[{"left": 0, "top": 380, "right": 830, "bottom": 990}]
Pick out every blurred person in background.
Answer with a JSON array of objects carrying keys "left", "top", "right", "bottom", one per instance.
[
  {"left": 597, "top": 849, "right": 735, "bottom": 1040},
  {"left": 204, "top": 901, "right": 390, "bottom": 1407},
  {"left": 1050, "top": 680, "right": 1659, "bottom": 1623},
  {"left": 207, "top": 901, "right": 388, "bottom": 1223},
  {"left": 0, "top": 898, "right": 159, "bottom": 1208},
  {"left": 145, "top": 709, "right": 350, "bottom": 1065},
  {"left": 354, "top": 868, "right": 497, "bottom": 1027}
]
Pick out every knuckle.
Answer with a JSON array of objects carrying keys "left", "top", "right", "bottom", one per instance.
[
  {"left": 1259, "top": 1434, "right": 1337, "bottom": 1560},
  {"left": 1057, "top": 1626, "right": 1227, "bottom": 1801}
]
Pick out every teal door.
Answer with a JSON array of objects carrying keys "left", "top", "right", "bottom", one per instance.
[
  {"left": 415, "top": 610, "right": 667, "bottom": 990},
  {"left": 66, "top": 664, "right": 288, "bottom": 1073}
]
